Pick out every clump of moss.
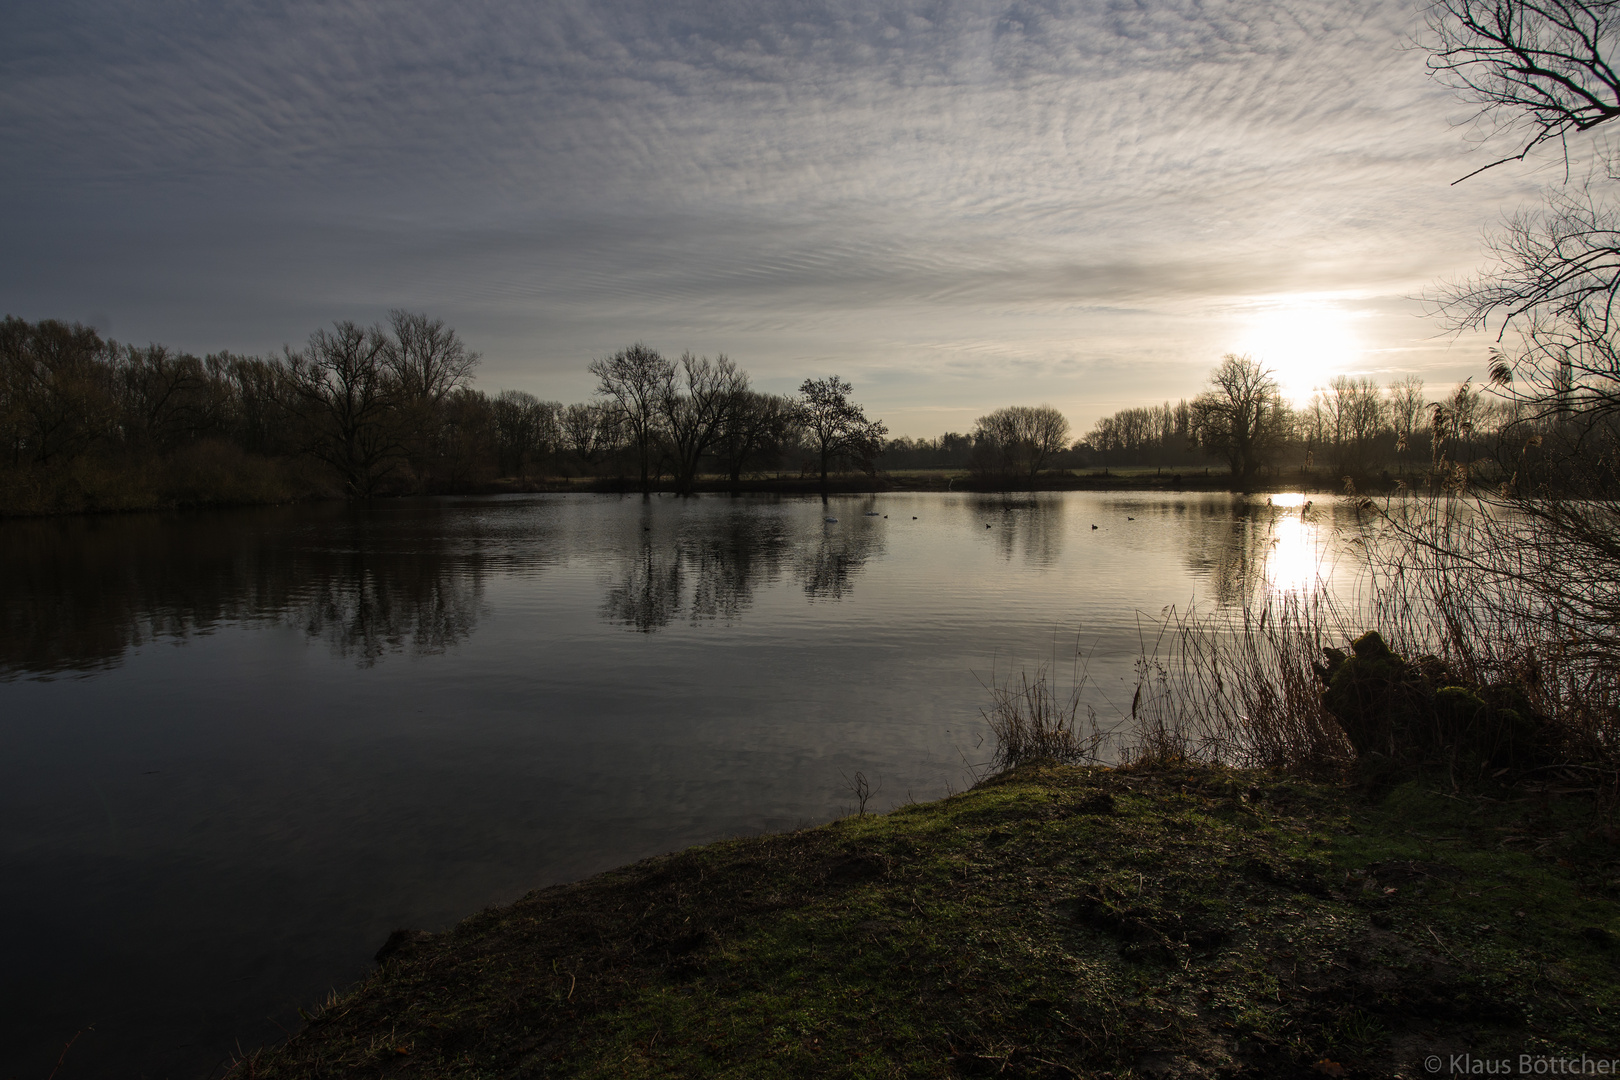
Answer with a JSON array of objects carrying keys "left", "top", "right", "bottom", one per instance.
[{"left": 1317, "top": 631, "right": 1549, "bottom": 772}]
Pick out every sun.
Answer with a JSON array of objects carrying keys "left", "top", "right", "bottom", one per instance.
[{"left": 1229, "top": 299, "right": 1364, "bottom": 404}]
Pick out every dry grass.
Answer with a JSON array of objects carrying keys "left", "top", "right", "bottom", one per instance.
[
  {"left": 1121, "top": 593, "right": 1353, "bottom": 771},
  {"left": 1364, "top": 494, "right": 1620, "bottom": 767},
  {"left": 976, "top": 658, "right": 1109, "bottom": 769},
  {"left": 983, "top": 492, "right": 1620, "bottom": 781}
]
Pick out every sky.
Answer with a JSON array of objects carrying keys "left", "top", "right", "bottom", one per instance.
[{"left": 0, "top": 0, "right": 1575, "bottom": 436}]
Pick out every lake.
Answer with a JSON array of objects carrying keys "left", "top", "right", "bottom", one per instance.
[{"left": 0, "top": 490, "right": 1361, "bottom": 1077}]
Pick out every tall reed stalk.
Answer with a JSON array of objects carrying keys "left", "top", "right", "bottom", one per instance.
[
  {"left": 984, "top": 493, "right": 1618, "bottom": 775},
  {"left": 978, "top": 658, "right": 1108, "bottom": 770}
]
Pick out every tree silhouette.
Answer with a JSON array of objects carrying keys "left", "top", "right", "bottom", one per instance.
[
  {"left": 971, "top": 405, "right": 1071, "bottom": 488},
  {"left": 589, "top": 344, "right": 674, "bottom": 494},
  {"left": 1189, "top": 354, "right": 1288, "bottom": 483},
  {"left": 796, "top": 376, "right": 886, "bottom": 493}
]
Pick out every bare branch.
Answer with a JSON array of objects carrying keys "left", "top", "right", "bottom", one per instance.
[{"left": 1425, "top": 0, "right": 1620, "bottom": 176}]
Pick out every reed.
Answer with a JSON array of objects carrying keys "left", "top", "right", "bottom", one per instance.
[
  {"left": 1120, "top": 590, "right": 1352, "bottom": 771},
  {"left": 977, "top": 659, "right": 1108, "bottom": 769},
  {"left": 1363, "top": 494, "right": 1620, "bottom": 767},
  {"left": 984, "top": 492, "right": 1619, "bottom": 780}
]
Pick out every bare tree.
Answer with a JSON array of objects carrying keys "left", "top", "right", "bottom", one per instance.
[
  {"left": 0, "top": 316, "right": 116, "bottom": 467},
  {"left": 1083, "top": 400, "right": 1196, "bottom": 467},
  {"left": 492, "top": 390, "right": 561, "bottom": 477},
  {"left": 1418, "top": 2, "right": 1620, "bottom": 679},
  {"left": 972, "top": 405, "right": 1071, "bottom": 488},
  {"left": 1323, "top": 375, "right": 1388, "bottom": 473},
  {"left": 1382, "top": 373, "right": 1428, "bottom": 473},
  {"left": 718, "top": 391, "right": 798, "bottom": 490},
  {"left": 561, "top": 401, "right": 620, "bottom": 470},
  {"left": 112, "top": 344, "right": 213, "bottom": 452},
  {"left": 214, "top": 352, "right": 295, "bottom": 456},
  {"left": 435, "top": 387, "right": 495, "bottom": 492},
  {"left": 1435, "top": 181, "right": 1620, "bottom": 345},
  {"left": 1296, "top": 393, "right": 1329, "bottom": 470},
  {"left": 589, "top": 344, "right": 674, "bottom": 493},
  {"left": 1425, "top": 0, "right": 1620, "bottom": 385},
  {"left": 1423, "top": 0, "right": 1620, "bottom": 408},
  {"left": 284, "top": 321, "right": 404, "bottom": 497},
  {"left": 796, "top": 376, "right": 887, "bottom": 492},
  {"left": 1389, "top": 375, "right": 1428, "bottom": 449},
  {"left": 384, "top": 310, "right": 480, "bottom": 404},
  {"left": 377, "top": 311, "right": 481, "bottom": 489},
  {"left": 1189, "top": 355, "right": 1290, "bottom": 482},
  {"left": 1311, "top": 383, "right": 1348, "bottom": 460},
  {"left": 659, "top": 352, "right": 748, "bottom": 495}
]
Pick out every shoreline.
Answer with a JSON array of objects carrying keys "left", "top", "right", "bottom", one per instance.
[
  {"left": 236, "top": 762, "right": 1618, "bottom": 1078},
  {"left": 0, "top": 469, "right": 1397, "bottom": 520},
  {"left": 486, "top": 470, "right": 1352, "bottom": 497}
]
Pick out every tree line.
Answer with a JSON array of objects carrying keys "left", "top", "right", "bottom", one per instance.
[
  {"left": 0, "top": 314, "right": 929, "bottom": 510},
  {"left": 0, "top": 308, "right": 1105, "bottom": 513},
  {"left": 2, "top": 308, "right": 1568, "bottom": 516},
  {"left": 1, "top": 310, "right": 495, "bottom": 511},
  {"left": 1080, "top": 356, "right": 1512, "bottom": 484}
]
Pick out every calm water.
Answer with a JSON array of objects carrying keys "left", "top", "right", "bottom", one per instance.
[{"left": 0, "top": 491, "right": 1362, "bottom": 1077}]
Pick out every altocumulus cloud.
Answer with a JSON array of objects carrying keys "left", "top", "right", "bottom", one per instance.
[{"left": 0, "top": 0, "right": 1545, "bottom": 431}]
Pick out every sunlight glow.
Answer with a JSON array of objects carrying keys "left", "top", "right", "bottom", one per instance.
[
  {"left": 1264, "top": 511, "right": 1324, "bottom": 595},
  {"left": 1231, "top": 299, "right": 1364, "bottom": 404}
]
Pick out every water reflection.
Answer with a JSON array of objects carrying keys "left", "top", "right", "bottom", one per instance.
[
  {"left": 2, "top": 498, "right": 909, "bottom": 670},
  {"left": 601, "top": 544, "right": 685, "bottom": 632},
  {"left": 296, "top": 558, "right": 484, "bottom": 665},
  {"left": 975, "top": 496, "right": 1066, "bottom": 567},
  {"left": 2, "top": 490, "right": 1368, "bottom": 1078},
  {"left": 1265, "top": 513, "right": 1323, "bottom": 595},
  {"left": 686, "top": 519, "right": 791, "bottom": 622},
  {"left": 0, "top": 506, "right": 488, "bottom": 678},
  {"left": 1179, "top": 494, "right": 1356, "bottom": 604},
  {"left": 795, "top": 523, "right": 880, "bottom": 600},
  {"left": 0, "top": 493, "right": 1368, "bottom": 676},
  {"left": 0, "top": 494, "right": 1367, "bottom": 678},
  {"left": 600, "top": 507, "right": 880, "bottom": 629}
]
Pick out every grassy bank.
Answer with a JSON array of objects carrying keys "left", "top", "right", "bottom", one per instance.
[{"left": 236, "top": 763, "right": 1618, "bottom": 1079}]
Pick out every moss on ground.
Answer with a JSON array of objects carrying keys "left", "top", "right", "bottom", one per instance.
[{"left": 238, "top": 765, "right": 1620, "bottom": 1079}]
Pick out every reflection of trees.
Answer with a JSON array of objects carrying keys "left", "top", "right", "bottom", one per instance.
[
  {"left": 601, "top": 543, "right": 684, "bottom": 633},
  {"left": 296, "top": 558, "right": 482, "bottom": 666},
  {"left": 598, "top": 506, "right": 884, "bottom": 630},
  {"left": 0, "top": 505, "right": 489, "bottom": 678},
  {"left": 973, "top": 496, "right": 1065, "bottom": 567},
  {"left": 601, "top": 515, "right": 793, "bottom": 631},
  {"left": 687, "top": 519, "right": 789, "bottom": 622},
  {"left": 1181, "top": 500, "right": 1276, "bottom": 606},
  {"left": 795, "top": 523, "right": 880, "bottom": 600}
]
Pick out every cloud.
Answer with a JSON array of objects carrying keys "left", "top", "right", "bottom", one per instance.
[{"left": 0, "top": 0, "right": 1547, "bottom": 432}]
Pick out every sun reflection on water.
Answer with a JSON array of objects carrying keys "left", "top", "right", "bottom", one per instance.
[{"left": 1263, "top": 498, "right": 1325, "bottom": 594}]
